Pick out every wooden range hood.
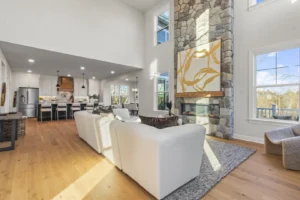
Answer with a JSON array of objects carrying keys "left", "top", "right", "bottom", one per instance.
[{"left": 57, "top": 76, "right": 74, "bottom": 92}]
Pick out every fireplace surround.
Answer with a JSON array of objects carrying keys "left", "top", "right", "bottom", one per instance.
[{"left": 174, "top": 0, "right": 234, "bottom": 139}]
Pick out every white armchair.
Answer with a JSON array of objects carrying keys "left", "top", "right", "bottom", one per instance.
[
  {"left": 109, "top": 121, "right": 206, "bottom": 199},
  {"left": 74, "top": 111, "right": 114, "bottom": 153},
  {"left": 112, "top": 108, "right": 140, "bottom": 122}
]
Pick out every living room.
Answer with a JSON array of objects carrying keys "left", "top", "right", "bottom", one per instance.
[{"left": 0, "top": 0, "right": 299, "bottom": 199}]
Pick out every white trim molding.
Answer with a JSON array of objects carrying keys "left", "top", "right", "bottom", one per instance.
[
  {"left": 233, "top": 133, "right": 264, "bottom": 144},
  {"left": 248, "top": 0, "right": 280, "bottom": 11},
  {"left": 248, "top": 39, "right": 300, "bottom": 126}
]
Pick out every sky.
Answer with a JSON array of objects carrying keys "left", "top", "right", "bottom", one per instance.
[{"left": 256, "top": 48, "right": 300, "bottom": 86}]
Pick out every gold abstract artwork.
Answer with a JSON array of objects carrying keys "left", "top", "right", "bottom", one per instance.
[{"left": 176, "top": 40, "right": 221, "bottom": 96}]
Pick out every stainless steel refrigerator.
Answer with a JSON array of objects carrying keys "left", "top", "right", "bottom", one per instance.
[{"left": 18, "top": 87, "right": 39, "bottom": 118}]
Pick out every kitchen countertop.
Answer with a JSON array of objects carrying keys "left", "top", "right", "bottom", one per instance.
[{"left": 0, "top": 112, "right": 24, "bottom": 121}]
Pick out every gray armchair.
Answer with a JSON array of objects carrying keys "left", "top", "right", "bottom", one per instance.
[{"left": 265, "top": 124, "right": 300, "bottom": 171}]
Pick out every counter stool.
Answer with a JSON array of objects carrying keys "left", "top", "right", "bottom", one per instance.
[
  {"left": 56, "top": 103, "right": 67, "bottom": 120},
  {"left": 71, "top": 103, "right": 81, "bottom": 119},
  {"left": 85, "top": 103, "right": 94, "bottom": 110},
  {"left": 41, "top": 104, "right": 52, "bottom": 122}
]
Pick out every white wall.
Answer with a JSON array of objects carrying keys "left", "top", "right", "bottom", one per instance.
[
  {"left": 234, "top": 0, "right": 300, "bottom": 143},
  {"left": 0, "top": 0, "right": 144, "bottom": 69},
  {"left": 99, "top": 0, "right": 174, "bottom": 115},
  {"left": 138, "top": 0, "right": 174, "bottom": 116},
  {"left": 0, "top": 48, "right": 12, "bottom": 113}
]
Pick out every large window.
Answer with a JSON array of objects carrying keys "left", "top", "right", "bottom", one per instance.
[
  {"left": 111, "top": 85, "right": 129, "bottom": 105},
  {"left": 255, "top": 47, "right": 300, "bottom": 121},
  {"left": 156, "top": 72, "right": 169, "bottom": 110},
  {"left": 157, "top": 10, "right": 169, "bottom": 45}
]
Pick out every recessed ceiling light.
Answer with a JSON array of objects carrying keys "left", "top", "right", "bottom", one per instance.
[
  {"left": 80, "top": 66, "right": 85, "bottom": 70},
  {"left": 126, "top": 78, "right": 129, "bottom": 81},
  {"left": 27, "top": 70, "right": 32, "bottom": 73},
  {"left": 28, "top": 59, "right": 35, "bottom": 63},
  {"left": 67, "top": 74, "right": 71, "bottom": 77},
  {"left": 111, "top": 71, "right": 115, "bottom": 74},
  {"left": 92, "top": 77, "right": 96, "bottom": 79}
]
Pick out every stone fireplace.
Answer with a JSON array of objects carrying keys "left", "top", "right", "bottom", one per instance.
[{"left": 174, "top": 0, "right": 234, "bottom": 139}]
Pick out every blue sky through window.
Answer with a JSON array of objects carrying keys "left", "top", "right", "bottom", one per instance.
[
  {"left": 256, "top": 48, "right": 300, "bottom": 86},
  {"left": 256, "top": 0, "right": 264, "bottom": 4}
]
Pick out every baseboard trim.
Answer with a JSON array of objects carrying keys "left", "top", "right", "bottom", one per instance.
[{"left": 233, "top": 133, "right": 264, "bottom": 144}]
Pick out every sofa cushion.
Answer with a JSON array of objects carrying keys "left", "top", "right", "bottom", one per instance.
[
  {"left": 139, "top": 115, "right": 178, "bottom": 129},
  {"left": 292, "top": 124, "right": 300, "bottom": 136},
  {"left": 113, "top": 108, "right": 131, "bottom": 121},
  {"left": 92, "top": 105, "right": 113, "bottom": 114}
]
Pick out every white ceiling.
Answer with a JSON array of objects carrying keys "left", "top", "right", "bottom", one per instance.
[
  {"left": 119, "top": 0, "right": 161, "bottom": 12},
  {"left": 0, "top": 41, "right": 139, "bottom": 80}
]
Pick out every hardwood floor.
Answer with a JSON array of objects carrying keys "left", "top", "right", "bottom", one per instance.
[{"left": 0, "top": 119, "right": 299, "bottom": 200}]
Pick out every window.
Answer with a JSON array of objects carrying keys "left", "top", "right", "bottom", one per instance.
[
  {"left": 254, "top": 47, "right": 300, "bottom": 121},
  {"left": 156, "top": 72, "right": 169, "bottom": 110},
  {"left": 111, "top": 85, "right": 129, "bottom": 105},
  {"left": 249, "top": 0, "right": 280, "bottom": 10},
  {"left": 120, "top": 85, "right": 129, "bottom": 104},
  {"left": 157, "top": 10, "right": 169, "bottom": 45}
]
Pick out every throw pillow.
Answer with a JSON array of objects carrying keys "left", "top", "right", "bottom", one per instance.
[{"left": 139, "top": 115, "right": 178, "bottom": 129}]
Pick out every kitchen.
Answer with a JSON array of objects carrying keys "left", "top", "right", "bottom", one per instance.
[{"left": 12, "top": 70, "right": 101, "bottom": 121}]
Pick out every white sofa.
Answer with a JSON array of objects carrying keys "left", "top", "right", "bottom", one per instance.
[
  {"left": 110, "top": 120, "right": 206, "bottom": 199},
  {"left": 74, "top": 111, "right": 114, "bottom": 153}
]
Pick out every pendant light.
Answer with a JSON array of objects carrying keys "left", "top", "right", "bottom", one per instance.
[
  {"left": 132, "top": 77, "right": 138, "bottom": 92},
  {"left": 56, "top": 70, "right": 60, "bottom": 88},
  {"left": 81, "top": 73, "right": 85, "bottom": 89}
]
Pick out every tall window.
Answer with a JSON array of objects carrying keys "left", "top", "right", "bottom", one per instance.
[
  {"left": 255, "top": 47, "right": 300, "bottom": 121},
  {"left": 157, "top": 10, "right": 169, "bottom": 45},
  {"left": 111, "top": 85, "right": 129, "bottom": 105},
  {"left": 120, "top": 85, "right": 129, "bottom": 104},
  {"left": 156, "top": 72, "right": 169, "bottom": 110}
]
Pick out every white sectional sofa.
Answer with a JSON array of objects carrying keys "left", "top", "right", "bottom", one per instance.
[
  {"left": 74, "top": 111, "right": 114, "bottom": 153},
  {"left": 110, "top": 120, "right": 206, "bottom": 199}
]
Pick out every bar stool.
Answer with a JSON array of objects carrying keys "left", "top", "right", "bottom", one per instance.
[
  {"left": 71, "top": 103, "right": 81, "bottom": 119},
  {"left": 56, "top": 103, "right": 67, "bottom": 120},
  {"left": 85, "top": 103, "right": 94, "bottom": 110},
  {"left": 41, "top": 104, "right": 52, "bottom": 122}
]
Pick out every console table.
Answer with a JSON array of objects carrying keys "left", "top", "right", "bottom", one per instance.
[{"left": 0, "top": 112, "right": 23, "bottom": 152}]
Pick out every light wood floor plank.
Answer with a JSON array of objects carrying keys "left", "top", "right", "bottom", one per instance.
[{"left": 0, "top": 119, "right": 299, "bottom": 200}]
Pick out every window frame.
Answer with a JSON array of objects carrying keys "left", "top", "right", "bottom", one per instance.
[
  {"left": 248, "top": 0, "right": 280, "bottom": 11},
  {"left": 249, "top": 40, "right": 300, "bottom": 125},
  {"left": 110, "top": 84, "right": 129, "bottom": 105},
  {"left": 156, "top": 10, "right": 170, "bottom": 45},
  {"left": 154, "top": 3, "right": 170, "bottom": 46}
]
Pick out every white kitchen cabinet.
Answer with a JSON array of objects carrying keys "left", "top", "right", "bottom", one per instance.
[
  {"left": 88, "top": 79, "right": 100, "bottom": 96},
  {"left": 16, "top": 72, "right": 40, "bottom": 88},
  {"left": 74, "top": 82, "right": 79, "bottom": 97},
  {"left": 51, "top": 80, "right": 58, "bottom": 96},
  {"left": 40, "top": 79, "right": 51, "bottom": 96},
  {"left": 79, "top": 80, "right": 87, "bottom": 96},
  {"left": 28, "top": 74, "right": 40, "bottom": 88},
  {"left": 39, "top": 76, "right": 58, "bottom": 96},
  {"left": 74, "top": 78, "right": 87, "bottom": 96}
]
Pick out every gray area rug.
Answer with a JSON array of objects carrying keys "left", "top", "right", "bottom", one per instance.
[{"left": 164, "top": 139, "right": 256, "bottom": 200}]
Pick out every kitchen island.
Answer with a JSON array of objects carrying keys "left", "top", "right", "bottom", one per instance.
[
  {"left": 37, "top": 103, "right": 96, "bottom": 121},
  {"left": 0, "top": 112, "right": 24, "bottom": 151}
]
